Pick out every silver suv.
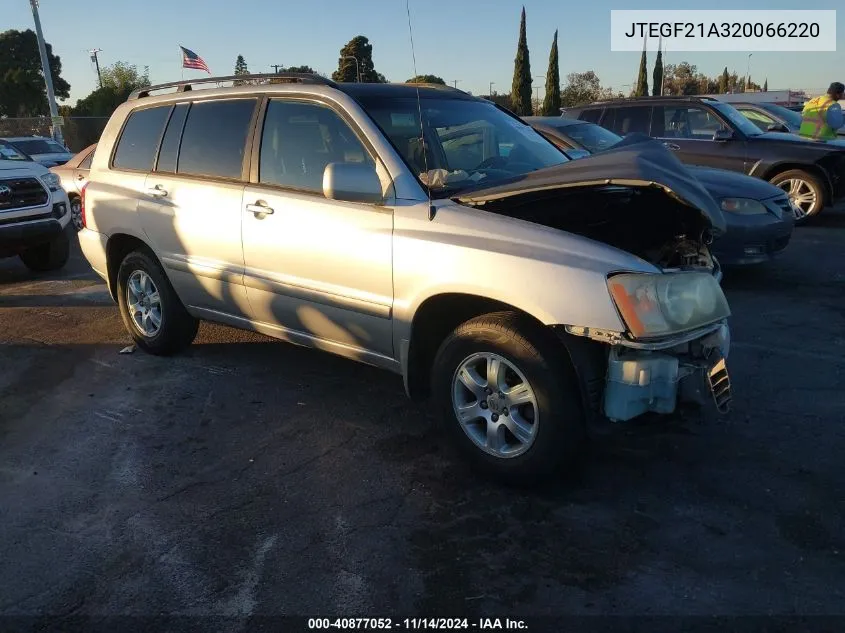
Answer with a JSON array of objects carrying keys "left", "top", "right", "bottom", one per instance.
[{"left": 78, "top": 74, "right": 733, "bottom": 482}]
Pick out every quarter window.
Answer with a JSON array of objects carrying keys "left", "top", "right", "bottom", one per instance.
[
  {"left": 177, "top": 99, "right": 257, "bottom": 179},
  {"left": 606, "top": 106, "right": 652, "bottom": 135},
  {"left": 259, "top": 100, "right": 373, "bottom": 192},
  {"left": 112, "top": 106, "right": 170, "bottom": 172}
]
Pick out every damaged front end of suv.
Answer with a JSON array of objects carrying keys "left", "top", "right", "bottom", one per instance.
[{"left": 454, "top": 137, "right": 732, "bottom": 422}]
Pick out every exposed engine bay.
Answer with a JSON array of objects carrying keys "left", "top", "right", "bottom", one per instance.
[{"left": 461, "top": 184, "right": 718, "bottom": 274}]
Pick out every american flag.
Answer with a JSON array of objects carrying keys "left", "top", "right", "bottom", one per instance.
[{"left": 180, "top": 46, "right": 210, "bottom": 73}]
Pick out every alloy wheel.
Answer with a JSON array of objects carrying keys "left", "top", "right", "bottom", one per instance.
[
  {"left": 126, "top": 270, "right": 162, "bottom": 337},
  {"left": 70, "top": 198, "right": 83, "bottom": 230},
  {"left": 451, "top": 352, "right": 539, "bottom": 458},
  {"left": 777, "top": 178, "right": 816, "bottom": 220}
]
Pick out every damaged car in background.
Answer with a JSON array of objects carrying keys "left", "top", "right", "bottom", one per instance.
[{"left": 79, "top": 80, "right": 732, "bottom": 483}]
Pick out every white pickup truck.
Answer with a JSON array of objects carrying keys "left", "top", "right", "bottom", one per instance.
[{"left": 0, "top": 155, "right": 72, "bottom": 271}]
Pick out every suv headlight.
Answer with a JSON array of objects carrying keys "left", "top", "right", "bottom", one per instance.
[
  {"left": 720, "top": 198, "right": 767, "bottom": 215},
  {"left": 608, "top": 272, "right": 731, "bottom": 338},
  {"left": 40, "top": 172, "right": 62, "bottom": 192}
]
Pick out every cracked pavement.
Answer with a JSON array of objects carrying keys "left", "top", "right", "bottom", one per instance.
[{"left": 1, "top": 210, "right": 844, "bottom": 625}]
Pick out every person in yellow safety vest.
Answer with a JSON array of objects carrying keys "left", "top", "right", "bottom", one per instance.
[{"left": 798, "top": 82, "right": 844, "bottom": 141}]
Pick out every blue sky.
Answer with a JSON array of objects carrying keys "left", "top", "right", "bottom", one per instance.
[{"left": 6, "top": 0, "right": 843, "bottom": 104}]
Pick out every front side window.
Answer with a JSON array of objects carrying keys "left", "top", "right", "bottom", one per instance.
[
  {"left": 112, "top": 106, "right": 171, "bottom": 172},
  {"left": 79, "top": 147, "right": 95, "bottom": 169},
  {"left": 661, "top": 106, "right": 727, "bottom": 139},
  {"left": 358, "top": 97, "right": 567, "bottom": 195},
  {"left": 177, "top": 99, "right": 256, "bottom": 179},
  {"left": 258, "top": 99, "right": 373, "bottom": 192},
  {"left": 738, "top": 108, "right": 776, "bottom": 131},
  {"left": 709, "top": 101, "right": 763, "bottom": 136}
]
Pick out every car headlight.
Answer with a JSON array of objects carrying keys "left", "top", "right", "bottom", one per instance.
[
  {"left": 720, "top": 198, "right": 767, "bottom": 215},
  {"left": 40, "top": 172, "right": 62, "bottom": 192},
  {"left": 608, "top": 272, "right": 731, "bottom": 338}
]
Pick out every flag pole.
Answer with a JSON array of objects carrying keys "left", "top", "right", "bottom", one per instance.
[{"left": 179, "top": 45, "right": 184, "bottom": 80}]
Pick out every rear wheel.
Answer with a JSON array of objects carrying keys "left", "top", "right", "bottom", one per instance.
[
  {"left": 69, "top": 195, "right": 83, "bottom": 231},
  {"left": 431, "top": 311, "right": 586, "bottom": 483},
  {"left": 19, "top": 228, "right": 70, "bottom": 271},
  {"left": 769, "top": 169, "right": 824, "bottom": 223},
  {"left": 116, "top": 250, "right": 199, "bottom": 355}
]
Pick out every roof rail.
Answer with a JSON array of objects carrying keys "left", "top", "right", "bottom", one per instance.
[{"left": 129, "top": 73, "right": 338, "bottom": 100}]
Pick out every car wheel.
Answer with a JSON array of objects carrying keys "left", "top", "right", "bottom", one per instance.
[
  {"left": 431, "top": 311, "right": 586, "bottom": 483},
  {"left": 19, "top": 228, "right": 70, "bottom": 272},
  {"left": 769, "top": 169, "right": 824, "bottom": 223},
  {"left": 116, "top": 249, "right": 199, "bottom": 355},
  {"left": 69, "top": 195, "right": 83, "bottom": 231}
]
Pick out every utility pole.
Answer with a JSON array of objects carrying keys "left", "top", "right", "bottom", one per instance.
[
  {"left": 452, "top": 79, "right": 461, "bottom": 88},
  {"left": 341, "top": 56, "right": 360, "bottom": 82},
  {"left": 29, "top": 0, "right": 64, "bottom": 146},
  {"left": 270, "top": 64, "right": 284, "bottom": 73},
  {"left": 745, "top": 53, "right": 753, "bottom": 92},
  {"left": 489, "top": 81, "right": 495, "bottom": 97},
  {"left": 89, "top": 48, "right": 102, "bottom": 88}
]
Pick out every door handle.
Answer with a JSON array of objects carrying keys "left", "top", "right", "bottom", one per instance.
[
  {"left": 663, "top": 142, "right": 681, "bottom": 151},
  {"left": 76, "top": 174, "right": 85, "bottom": 180},
  {"left": 146, "top": 185, "right": 168, "bottom": 197},
  {"left": 246, "top": 201, "right": 274, "bottom": 216}
]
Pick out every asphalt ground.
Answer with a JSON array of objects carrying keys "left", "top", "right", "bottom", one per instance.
[{"left": 1, "top": 209, "right": 844, "bottom": 631}]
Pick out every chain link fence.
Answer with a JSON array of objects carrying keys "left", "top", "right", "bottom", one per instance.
[{"left": 0, "top": 117, "right": 110, "bottom": 153}]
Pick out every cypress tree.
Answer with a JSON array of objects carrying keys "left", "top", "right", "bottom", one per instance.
[
  {"left": 634, "top": 47, "right": 648, "bottom": 97},
  {"left": 719, "top": 67, "right": 730, "bottom": 93},
  {"left": 510, "top": 7, "right": 533, "bottom": 116},
  {"left": 763, "top": 78, "right": 768, "bottom": 92},
  {"left": 652, "top": 45, "right": 663, "bottom": 96},
  {"left": 541, "top": 30, "right": 561, "bottom": 115}
]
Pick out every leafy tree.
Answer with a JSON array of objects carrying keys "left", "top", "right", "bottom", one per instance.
[
  {"left": 285, "top": 65, "right": 316, "bottom": 74},
  {"left": 72, "top": 62, "right": 149, "bottom": 117},
  {"left": 541, "top": 30, "right": 561, "bottom": 115},
  {"left": 332, "top": 36, "right": 384, "bottom": 83},
  {"left": 652, "top": 46, "right": 664, "bottom": 96},
  {"left": 719, "top": 67, "right": 730, "bottom": 93},
  {"left": 0, "top": 29, "right": 70, "bottom": 117},
  {"left": 510, "top": 7, "right": 532, "bottom": 116},
  {"left": 406, "top": 75, "right": 445, "bottom": 85},
  {"left": 634, "top": 49, "right": 648, "bottom": 97},
  {"left": 234, "top": 55, "right": 249, "bottom": 76},
  {"left": 560, "top": 71, "right": 617, "bottom": 107},
  {"left": 763, "top": 78, "right": 768, "bottom": 92}
]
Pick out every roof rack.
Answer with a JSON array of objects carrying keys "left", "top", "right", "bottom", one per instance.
[
  {"left": 590, "top": 95, "right": 717, "bottom": 105},
  {"left": 129, "top": 73, "right": 338, "bottom": 100}
]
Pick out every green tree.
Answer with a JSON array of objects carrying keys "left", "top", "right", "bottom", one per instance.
[
  {"left": 72, "top": 62, "right": 150, "bottom": 117},
  {"left": 763, "top": 78, "right": 768, "bottom": 92},
  {"left": 652, "top": 46, "right": 663, "bottom": 96},
  {"left": 406, "top": 74, "right": 445, "bottom": 85},
  {"left": 541, "top": 30, "right": 561, "bottom": 115},
  {"left": 0, "top": 29, "right": 70, "bottom": 117},
  {"left": 560, "top": 71, "right": 617, "bottom": 107},
  {"left": 285, "top": 65, "right": 316, "bottom": 73},
  {"left": 634, "top": 49, "right": 648, "bottom": 97},
  {"left": 719, "top": 67, "right": 730, "bottom": 93},
  {"left": 234, "top": 55, "right": 248, "bottom": 76},
  {"left": 510, "top": 7, "right": 532, "bottom": 115},
  {"left": 332, "top": 36, "right": 384, "bottom": 83}
]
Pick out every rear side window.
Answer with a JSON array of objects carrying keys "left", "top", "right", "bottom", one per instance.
[
  {"left": 112, "top": 106, "right": 170, "bottom": 171},
  {"left": 177, "top": 99, "right": 257, "bottom": 179},
  {"left": 579, "top": 108, "right": 603, "bottom": 124},
  {"left": 155, "top": 103, "right": 189, "bottom": 173},
  {"left": 607, "top": 106, "right": 652, "bottom": 135},
  {"left": 79, "top": 149, "right": 94, "bottom": 170}
]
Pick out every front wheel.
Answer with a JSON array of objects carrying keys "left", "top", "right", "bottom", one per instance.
[
  {"left": 769, "top": 169, "right": 825, "bottom": 223},
  {"left": 116, "top": 249, "right": 199, "bottom": 355},
  {"left": 431, "top": 311, "right": 586, "bottom": 484},
  {"left": 19, "top": 228, "right": 70, "bottom": 271}
]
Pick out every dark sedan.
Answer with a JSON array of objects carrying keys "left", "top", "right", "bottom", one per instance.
[
  {"left": 527, "top": 117, "right": 795, "bottom": 266},
  {"left": 564, "top": 97, "right": 845, "bottom": 222},
  {"left": 733, "top": 101, "right": 845, "bottom": 138}
]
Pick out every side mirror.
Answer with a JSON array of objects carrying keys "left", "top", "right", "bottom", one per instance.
[
  {"left": 713, "top": 129, "right": 734, "bottom": 142},
  {"left": 767, "top": 123, "right": 789, "bottom": 133},
  {"left": 322, "top": 162, "right": 384, "bottom": 204}
]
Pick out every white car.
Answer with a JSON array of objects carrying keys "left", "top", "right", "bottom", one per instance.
[
  {"left": 0, "top": 157, "right": 72, "bottom": 271},
  {"left": 1, "top": 136, "right": 75, "bottom": 167}
]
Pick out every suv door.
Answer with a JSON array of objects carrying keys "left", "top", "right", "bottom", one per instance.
[
  {"left": 651, "top": 104, "right": 748, "bottom": 173},
  {"left": 139, "top": 98, "right": 258, "bottom": 316},
  {"left": 241, "top": 98, "right": 394, "bottom": 359}
]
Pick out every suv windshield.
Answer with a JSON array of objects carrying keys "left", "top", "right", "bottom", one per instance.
[
  {"left": 557, "top": 122, "right": 621, "bottom": 153},
  {"left": 708, "top": 102, "right": 763, "bottom": 136},
  {"left": 759, "top": 103, "right": 803, "bottom": 128},
  {"left": 12, "top": 139, "right": 68, "bottom": 154},
  {"left": 357, "top": 97, "right": 567, "bottom": 195},
  {"left": 0, "top": 142, "right": 30, "bottom": 161}
]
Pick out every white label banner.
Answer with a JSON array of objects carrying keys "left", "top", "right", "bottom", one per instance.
[{"left": 610, "top": 10, "right": 836, "bottom": 52}]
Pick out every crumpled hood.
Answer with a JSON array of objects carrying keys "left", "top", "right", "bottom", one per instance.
[
  {"left": 687, "top": 165, "right": 785, "bottom": 200},
  {"left": 456, "top": 134, "right": 727, "bottom": 235}
]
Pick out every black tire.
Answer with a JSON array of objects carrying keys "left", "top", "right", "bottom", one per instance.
[
  {"left": 769, "top": 169, "right": 825, "bottom": 224},
  {"left": 431, "top": 311, "right": 586, "bottom": 484},
  {"left": 19, "top": 227, "right": 70, "bottom": 272},
  {"left": 116, "top": 249, "right": 199, "bottom": 355}
]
